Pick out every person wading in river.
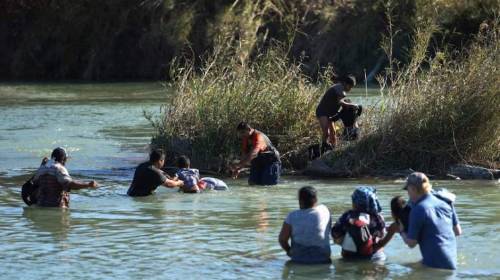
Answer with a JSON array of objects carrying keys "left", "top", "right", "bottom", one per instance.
[
  {"left": 127, "top": 149, "right": 183, "bottom": 196},
  {"left": 400, "top": 172, "right": 462, "bottom": 270},
  {"left": 331, "top": 186, "right": 392, "bottom": 262},
  {"left": 316, "top": 75, "right": 359, "bottom": 153},
  {"left": 33, "top": 147, "right": 98, "bottom": 208},
  {"left": 279, "top": 186, "right": 332, "bottom": 264},
  {"left": 230, "top": 122, "right": 281, "bottom": 186}
]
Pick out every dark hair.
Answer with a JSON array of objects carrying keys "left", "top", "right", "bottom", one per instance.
[
  {"left": 51, "top": 147, "right": 67, "bottom": 163},
  {"left": 176, "top": 155, "right": 190, "bottom": 168},
  {"left": 149, "top": 148, "right": 165, "bottom": 162},
  {"left": 340, "top": 75, "right": 356, "bottom": 87},
  {"left": 298, "top": 186, "right": 317, "bottom": 209},
  {"left": 391, "top": 196, "right": 410, "bottom": 230},
  {"left": 236, "top": 121, "right": 251, "bottom": 131}
]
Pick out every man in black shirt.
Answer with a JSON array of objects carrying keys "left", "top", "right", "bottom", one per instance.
[
  {"left": 316, "top": 75, "right": 359, "bottom": 152},
  {"left": 127, "top": 149, "right": 183, "bottom": 196}
]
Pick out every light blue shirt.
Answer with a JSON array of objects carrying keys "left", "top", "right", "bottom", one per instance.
[
  {"left": 408, "top": 194, "right": 459, "bottom": 270},
  {"left": 285, "top": 204, "right": 332, "bottom": 264}
]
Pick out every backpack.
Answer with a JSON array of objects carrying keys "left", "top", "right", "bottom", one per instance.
[
  {"left": 432, "top": 188, "right": 456, "bottom": 204},
  {"left": 21, "top": 157, "right": 48, "bottom": 206},
  {"left": 341, "top": 212, "right": 374, "bottom": 257},
  {"left": 21, "top": 176, "right": 39, "bottom": 206},
  {"left": 200, "top": 177, "right": 229, "bottom": 191}
]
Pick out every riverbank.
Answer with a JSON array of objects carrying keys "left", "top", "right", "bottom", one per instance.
[
  {"left": 303, "top": 155, "right": 500, "bottom": 180},
  {"left": 150, "top": 19, "right": 499, "bottom": 177}
]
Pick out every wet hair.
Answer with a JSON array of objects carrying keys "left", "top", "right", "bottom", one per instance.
[
  {"left": 149, "top": 148, "right": 165, "bottom": 162},
  {"left": 339, "top": 75, "right": 356, "bottom": 87},
  {"left": 237, "top": 122, "right": 251, "bottom": 131},
  {"left": 391, "top": 196, "right": 410, "bottom": 230},
  {"left": 51, "top": 147, "right": 67, "bottom": 163},
  {"left": 176, "top": 155, "right": 190, "bottom": 168},
  {"left": 298, "top": 186, "right": 317, "bottom": 209}
]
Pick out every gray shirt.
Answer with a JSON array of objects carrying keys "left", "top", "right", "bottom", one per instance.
[
  {"left": 34, "top": 160, "right": 73, "bottom": 207},
  {"left": 34, "top": 160, "right": 72, "bottom": 187},
  {"left": 285, "top": 204, "right": 332, "bottom": 263}
]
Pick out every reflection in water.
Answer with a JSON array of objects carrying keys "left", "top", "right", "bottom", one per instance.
[
  {"left": 256, "top": 200, "right": 269, "bottom": 233},
  {"left": 282, "top": 260, "right": 333, "bottom": 279},
  {"left": 22, "top": 207, "right": 71, "bottom": 241},
  {"left": 331, "top": 258, "right": 390, "bottom": 279}
]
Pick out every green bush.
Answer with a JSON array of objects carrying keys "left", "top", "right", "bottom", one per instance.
[
  {"left": 148, "top": 43, "right": 325, "bottom": 171},
  {"left": 332, "top": 20, "right": 500, "bottom": 174}
]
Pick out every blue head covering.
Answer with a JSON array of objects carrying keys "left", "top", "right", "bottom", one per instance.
[{"left": 351, "top": 186, "right": 382, "bottom": 214}]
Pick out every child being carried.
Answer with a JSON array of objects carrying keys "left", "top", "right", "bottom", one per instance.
[
  {"left": 175, "top": 155, "right": 206, "bottom": 193},
  {"left": 390, "top": 188, "right": 457, "bottom": 233}
]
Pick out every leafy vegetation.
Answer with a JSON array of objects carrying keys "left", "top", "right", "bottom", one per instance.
[
  {"left": 1, "top": 0, "right": 496, "bottom": 80},
  {"left": 329, "top": 18, "right": 500, "bottom": 174},
  {"left": 149, "top": 2, "right": 499, "bottom": 174}
]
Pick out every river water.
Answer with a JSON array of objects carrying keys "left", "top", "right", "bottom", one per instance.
[{"left": 0, "top": 83, "right": 499, "bottom": 280}]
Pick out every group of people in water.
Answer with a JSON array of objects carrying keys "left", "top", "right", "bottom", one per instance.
[
  {"left": 279, "top": 174, "right": 462, "bottom": 270},
  {"left": 25, "top": 74, "right": 363, "bottom": 205},
  {"left": 23, "top": 118, "right": 280, "bottom": 207},
  {"left": 22, "top": 77, "right": 461, "bottom": 270}
]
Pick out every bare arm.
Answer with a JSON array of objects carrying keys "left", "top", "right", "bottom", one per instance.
[
  {"left": 278, "top": 222, "right": 292, "bottom": 256},
  {"left": 339, "top": 99, "right": 358, "bottom": 108},
  {"left": 401, "top": 231, "right": 418, "bottom": 248},
  {"left": 238, "top": 147, "right": 260, "bottom": 167},
  {"left": 69, "top": 180, "right": 97, "bottom": 190},
  {"left": 231, "top": 147, "right": 260, "bottom": 177},
  {"left": 453, "top": 224, "right": 462, "bottom": 236},
  {"left": 373, "top": 222, "right": 399, "bottom": 251},
  {"left": 162, "top": 178, "right": 183, "bottom": 188}
]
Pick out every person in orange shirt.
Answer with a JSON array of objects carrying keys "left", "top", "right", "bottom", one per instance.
[{"left": 230, "top": 122, "right": 281, "bottom": 185}]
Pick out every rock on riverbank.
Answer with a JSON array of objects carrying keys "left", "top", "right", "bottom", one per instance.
[
  {"left": 448, "top": 164, "right": 500, "bottom": 180},
  {"left": 303, "top": 155, "right": 500, "bottom": 180}
]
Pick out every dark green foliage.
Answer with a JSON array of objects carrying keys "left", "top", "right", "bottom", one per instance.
[{"left": 1, "top": 0, "right": 496, "bottom": 81}]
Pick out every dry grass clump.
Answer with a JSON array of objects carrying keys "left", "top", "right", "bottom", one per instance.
[
  {"left": 149, "top": 43, "right": 324, "bottom": 170},
  {"left": 334, "top": 20, "right": 500, "bottom": 174}
]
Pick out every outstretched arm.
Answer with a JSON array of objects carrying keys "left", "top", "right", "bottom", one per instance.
[
  {"left": 373, "top": 222, "right": 399, "bottom": 251},
  {"left": 162, "top": 178, "right": 183, "bottom": 188},
  {"left": 69, "top": 180, "right": 98, "bottom": 190}
]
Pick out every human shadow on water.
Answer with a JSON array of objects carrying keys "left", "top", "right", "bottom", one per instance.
[{"left": 22, "top": 207, "right": 71, "bottom": 241}]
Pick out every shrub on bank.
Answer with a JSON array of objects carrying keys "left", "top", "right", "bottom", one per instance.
[
  {"left": 332, "top": 21, "right": 500, "bottom": 174},
  {"left": 148, "top": 44, "right": 324, "bottom": 171}
]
